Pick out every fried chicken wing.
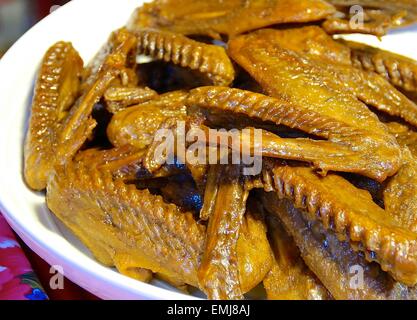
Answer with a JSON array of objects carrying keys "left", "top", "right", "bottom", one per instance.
[
  {"left": 133, "top": 109, "right": 412, "bottom": 272},
  {"left": 229, "top": 27, "right": 417, "bottom": 128},
  {"left": 190, "top": 85, "right": 400, "bottom": 182},
  {"left": 250, "top": 25, "right": 351, "bottom": 65},
  {"left": 263, "top": 26, "right": 417, "bottom": 127},
  {"left": 110, "top": 92, "right": 381, "bottom": 180},
  {"left": 107, "top": 91, "right": 188, "bottom": 150},
  {"left": 323, "top": 0, "right": 417, "bottom": 36},
  {"left": 249, "top": 161, "right": 417, "bottom": 286},
  {"left": 129, "top": 0, "right": 335, "bottom": 39},
  {"left": 48, "top": 148, "right": 271, "bottom": 297},
  {"left": 198, "top": 165, "right": 249, "bottom": 300},
  {"left": 25, "top": 29, "right": 136, "bottom": 190},
  {"left": 345, "top": 40, "right": 417, "bottom": 94},
  {"left": 24, "top": 42, "right": 83, "bottom": 190},
  {"left": 264, "top": 194, "right": 417, "bottom": 300},
  {"left": 133, "top": 29, "right": 235, "bottom": 86},
  {"left": 56, "top": 28, "right": 138, "bottom": 169},
  {"left": 47, "top": 160, "right": 204, "bottom": 287},
  {"left": 262, "top": 195, "right": 411, "bottom": 299},
  {"left": 228, "top": 32, "right": 402, "bottom": 182}
]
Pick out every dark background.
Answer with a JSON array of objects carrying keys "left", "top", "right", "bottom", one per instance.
[{"left": 0, "top": 0, "right": 70, "bottom": 55}]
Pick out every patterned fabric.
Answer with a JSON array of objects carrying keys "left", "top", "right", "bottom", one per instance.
[{"left": 0, "top": 213, "right": 48, "bottom": 300}]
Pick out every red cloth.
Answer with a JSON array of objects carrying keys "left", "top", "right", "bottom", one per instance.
[{"left": 0, "top": 214, "right": 47, "bottom": 300}]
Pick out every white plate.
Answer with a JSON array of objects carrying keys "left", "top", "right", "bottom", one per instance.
[{"left": 0, "top": 0, "right": 417, "bottom": 300}]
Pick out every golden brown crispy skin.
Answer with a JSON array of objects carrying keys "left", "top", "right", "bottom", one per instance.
[
  {"left": 29, "top": 2, "right": 417, "bottom": 300},
  {"left": 104, "top": 86, "right": 158, "bottom": 114},
  {"left": 107, "top": 91, "right": 188, "bottom": 150},
  {"left": 198, "top": 165, "right": 249, "bottom": 300},
  {"left": 243, "top": 26, "right": 351, "bottom": 64},
  {"left": 262, "top": 194, "right": 417, "bottom": 300},
  {"left": 47, "top": 149, "right": 270, "bottom": 296},
  {"left": 383, "top": 123, "right": 417, "bottom": 234},
  {"left": 47, "top": 160, "right": 204, "bottom": 287},
  {"left": 82, "top": 29, "right": 138, "bottom": 90},
  {"left": 228, "top": 32, "right": 402, "bottom": 182},
  {"left": 109, "top": 84, "right": 402, "bottom": 180},
  {"left": 73, "top": 146, "right": 155, "bottom": 182},
  {"left": 345, "top": 40, "right": 417, "bottom": 94},
  {"left": 55, "top": 147, "right": 177, "bottom": 284},
  {"left": 237, "top": 199, "right": 274, "bottom": 294},
  {"left": 253, "top": 26, "right": 352, "bottom": 65},
  {"left": 140, "top": 113, "right": 369, "bottom": 181},
  {"left": 387, "top": 122, "right": 417, "bottom": 157},
  {"left": 263, "top": 213, "right": 330, "bottom": 300},
  {"left": 251, "top": 161, "right": 417, "bottom": 286},
  {"left": 264, "top": 195, "right": 417, "bottom": 300},
  {"left": 277, "top": 27, "right": 417, "bottom": 127},
  {"left": 24, "top": 42, "right": 83, "bottom": 190},
  {"left": 133, "top": 29, "right": 235, "bottom": 86},
  {"left": 323, "top": 0, "right": 417, "bottom": 36},
  {"left": 95, "top": 142, "right": 414, "bottom": 288},
  {"left": 57, "top": 28, "right": 138, "bottom": 166},
  {"left": 129, "top": 0, "right": 335, "bottom": 39},
  {"left": 231, "top": 27, "right": 417, "bottom": 128},
  {"left": 189, "top": 85, "right": 400, "bottom": 182},
  {"left": 384, "top": 150, "right": 417, "bottom": 233}
]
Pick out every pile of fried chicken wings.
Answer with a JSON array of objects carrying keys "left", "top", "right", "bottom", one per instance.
[{"left": 23, "top": 0, "right": 417, "bottom": 300}]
